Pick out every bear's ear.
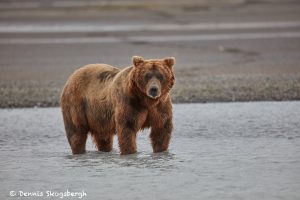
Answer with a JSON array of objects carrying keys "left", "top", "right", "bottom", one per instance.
[
  {"left": 164, "top": 57, "right": 176, "bottom": 69},
  {"left": 132, "top": 56, "right": 144, "bottom": 67}
]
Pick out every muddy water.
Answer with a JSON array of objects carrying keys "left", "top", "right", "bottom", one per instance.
[{"left": 0, "top": 102, "right": 299, "bottom": 200}]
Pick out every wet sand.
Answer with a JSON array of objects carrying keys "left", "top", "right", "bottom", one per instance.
[{"left": 0, "top": 0, "right": 300, "bottom": 107}]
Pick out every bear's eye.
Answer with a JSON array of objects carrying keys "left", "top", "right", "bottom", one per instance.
[
  {"left": 157, "top": 74, "right": 164, "bottom": 81},
  {"left": 144, "top": 74, "right": 152, "bottom": 81}
]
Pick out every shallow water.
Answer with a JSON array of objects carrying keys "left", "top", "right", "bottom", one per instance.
[{"left": 0, "top": 102, "right": 300, "bottom": 200}]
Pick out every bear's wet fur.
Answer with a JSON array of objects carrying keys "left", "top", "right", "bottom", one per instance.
[{"left": 60, "top": 56, "right": 175, "bottom": 155}]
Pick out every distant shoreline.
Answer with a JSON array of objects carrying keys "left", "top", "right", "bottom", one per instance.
[
  {"left": 1, "top": 100, "right": 300, "bottom": 109},
  {"left": 1, "top": 0, "right": 299, "bottom": 108},
  {"left": 1, "top": 75, "right": 299, "bottom": 108}
]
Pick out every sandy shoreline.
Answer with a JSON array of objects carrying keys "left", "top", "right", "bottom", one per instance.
[
  {"left": 1, "top": 73, "right": 299, "bottom": 108},
  {"left": 1, "top": 0, "right": 300, "bottom": 108}
]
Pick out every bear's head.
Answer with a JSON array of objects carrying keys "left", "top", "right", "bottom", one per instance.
[{"left": 131, "top": 56, "right": 175, "bottom": 100}]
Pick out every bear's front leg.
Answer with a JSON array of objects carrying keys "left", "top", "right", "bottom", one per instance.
[
  {"left": 115, "top": 107, "right": 147, "bottom": 155},
  {"left": 150, "top": 118, "right": 173, "bottom": 153},
  {"left": 116, "top": 127, "right": 137, "bottom": 155}
]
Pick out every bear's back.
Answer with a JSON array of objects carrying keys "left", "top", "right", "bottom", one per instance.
[{"left": 61, "top": 64, "right": 120, "bottom": 98}]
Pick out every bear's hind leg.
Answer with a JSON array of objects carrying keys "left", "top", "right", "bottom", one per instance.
[
  {"left": 92, "top": 134, "right": 113, "bottom": 152},
  {"left": 63, "top": 114, "right": 88, "bottom": 154},
  {"left": 62, "top": 98, "right": 89, "bottom": 154}
]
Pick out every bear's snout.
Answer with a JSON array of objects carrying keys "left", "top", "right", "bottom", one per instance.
[
  {"left": 147, "top": 79, "right": 161, "bottom": 99},
  {"left": 149, "top": 86, "right": 158, "bottom": 98}
]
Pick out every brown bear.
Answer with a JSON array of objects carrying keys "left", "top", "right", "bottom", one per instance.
[{"left": 60, "top": 56, "right": 175, "bottom": 155}]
